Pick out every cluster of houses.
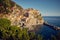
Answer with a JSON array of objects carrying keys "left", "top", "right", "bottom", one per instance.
[{"left": 0, "top": 5, "right": 44, "bottom": 30}]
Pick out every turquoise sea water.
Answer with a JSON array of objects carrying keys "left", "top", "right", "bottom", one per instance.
[{"left": 37, "top": 16, "right": 60, "bottom": 40}]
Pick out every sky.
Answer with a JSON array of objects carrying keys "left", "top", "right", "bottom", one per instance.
[{"left": 13, "top": 0, "right": 60, "bottom": 16}]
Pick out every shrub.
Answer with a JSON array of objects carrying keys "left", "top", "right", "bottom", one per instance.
[
  {"left": 0, "top": 18, "right": 43, "bottom": 40},
  {"left": 0, "top": 18, "right": 11, "bottom": 27}
]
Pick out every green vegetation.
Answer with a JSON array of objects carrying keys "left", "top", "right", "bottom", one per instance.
[
  {"left": 0, "top": 18, "right": 11, "bottom": 27},
  {"left": 0, "top": 0, "right": 58, "bottom": 40},
  {"left": 51, "top": 35, "right": 57, "bottom": 40},
  {"left": 0, "top": 0, "right": 23, "bottom": 14},
  {"left": 0, "top": 0, "right": 11, "bottom": 13},
  {"left": 0, "top": 18, "right": 43, "bottom": 40}
]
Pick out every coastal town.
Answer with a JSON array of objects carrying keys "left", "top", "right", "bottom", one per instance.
[{"left": 0, "top": 5, "right": 44, "bottom": 30}]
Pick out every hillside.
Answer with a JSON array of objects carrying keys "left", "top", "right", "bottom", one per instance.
[
  {"left": 0, "top": 0, "right": 44, "bottom": 30},
  {"left": 0, "top": 0, "right": 23, "bottom": 14}
]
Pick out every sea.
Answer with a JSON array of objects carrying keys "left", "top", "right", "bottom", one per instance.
[{"left": 37, "top": 16, "right": 60, "bottom": 40}]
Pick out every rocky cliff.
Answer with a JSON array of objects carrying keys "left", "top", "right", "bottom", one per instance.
[{"left": 0, "top": 0, "right": 44, "bottom": 30}]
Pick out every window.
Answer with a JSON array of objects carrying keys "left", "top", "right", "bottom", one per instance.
[
  {"left": 23, "top": 13, "right": 29, "bottom": 17},
  {"left": 21, "top": 18, "right": 26, "bottom": 21}
]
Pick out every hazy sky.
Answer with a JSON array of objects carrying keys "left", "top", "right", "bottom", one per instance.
[{"left": 13, "top": 0, "right": 60, "bottom": 16}]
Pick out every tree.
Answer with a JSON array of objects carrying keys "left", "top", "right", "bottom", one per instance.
[
  {"left": 0, "top": 18, "right": 43, "bottom": 40},
  {"left": 37, "top": 34, "right": 43, "bottom": 40},
  {"left": 0, "top": 18, "right": 11, "bottom": 27}
]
